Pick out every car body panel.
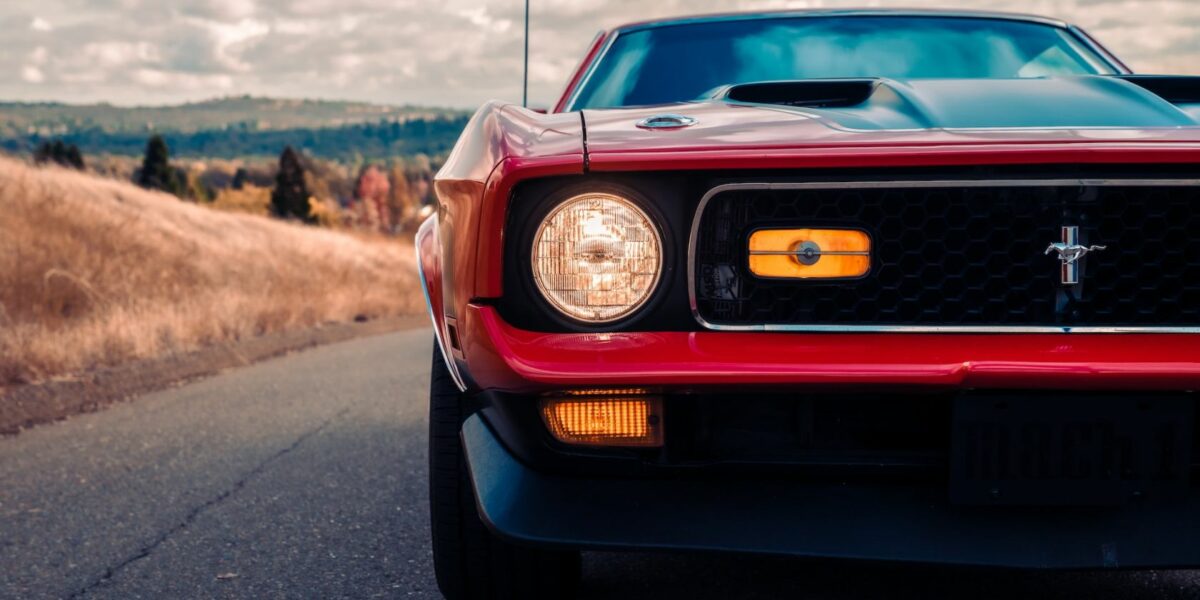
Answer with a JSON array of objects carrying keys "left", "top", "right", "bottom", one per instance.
[
  {"left": 427, "top": 102, "right": 584, "bottom": 382},
  {"left": 581, "top": 81, "right": 1200, "bottom": 157},
  {"left": 422, "top": 11, "right": 1200, "bottom": 393},
  {"left": 420, "top": 9, "right": 1200, "bottom": 569},
  {"left": 606, "top": 8, "right": 1074, "bottom": 35},
  {"left": 458, "top": 304, "right": 1200, "bottom": 393},
  {"left": 425, "top": 125, "right": 1200, "bottom": 391},
  {"left": 553, "top": 9, "right": 1137, "bottom": 114},
  {"left": 462, "top": 413, "right": 1200, "bottom": 568},
  {"left": 551, "top": 32, "right": 609, "bottom": 114}
]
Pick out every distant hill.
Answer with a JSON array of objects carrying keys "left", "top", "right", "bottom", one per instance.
[
  {"left": 0, "top": 96, "right": 466, "bottom": 135},
  {"left": 3, "top": 117, "right": 472, "bottom": 162},
  {"left": 0, "top": 96, "right": 472, "bottom": 161}
]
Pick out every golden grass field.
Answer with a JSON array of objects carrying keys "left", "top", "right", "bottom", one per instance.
[{"left": 0, "top": 156, "right": 423, "bottom": 389}]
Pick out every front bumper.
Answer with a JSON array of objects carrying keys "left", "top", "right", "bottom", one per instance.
[
  {"left": 459, "top": 305, "right": 1200, "bottom": 393},
  {"left": 463, "top": 414, "right": 1200, "bottom": 569}
]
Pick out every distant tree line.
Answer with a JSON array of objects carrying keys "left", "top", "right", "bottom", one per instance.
[
  {"left": 5, "top": 116, "right": 470, "bottom": 162},
  {"left": 30, "top": 132, "right": 438, "bottom": 234},
  {"left": 33, "top": 140, "right": 85, "bottom": 170}
]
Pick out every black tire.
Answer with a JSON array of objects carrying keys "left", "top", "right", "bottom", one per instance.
[{"left": 428, "top": 341, "right": 581, "bottom": 600}]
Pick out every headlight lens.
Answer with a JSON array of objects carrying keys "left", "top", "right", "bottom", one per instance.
[{"left": 531, "top": 192, "right": 662, "bottom": 323}]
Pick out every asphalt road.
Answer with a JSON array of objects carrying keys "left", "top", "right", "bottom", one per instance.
[{"left": 3, "top": 327, "right": 1200, "bottom": 599}]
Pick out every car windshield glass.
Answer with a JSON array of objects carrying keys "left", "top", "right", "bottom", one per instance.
[{"left": 571, "top": 16, "right": 1116, "bottom": 109}]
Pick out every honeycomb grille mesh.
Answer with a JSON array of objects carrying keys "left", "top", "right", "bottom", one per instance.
[{"left": 692, "top": 184, "right": 1200, "bottom": 327}]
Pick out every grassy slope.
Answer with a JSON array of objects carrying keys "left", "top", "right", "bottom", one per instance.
[{"left": 0, "top": 157, "right": 422, "bottom": 388}]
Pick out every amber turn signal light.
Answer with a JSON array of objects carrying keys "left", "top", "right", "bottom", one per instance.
[
  {"left": 748, "top": 228, "right": 870, "bottom": 279},
  {"left": 540, "top": 392, "right": 663, "bottom": 447}
]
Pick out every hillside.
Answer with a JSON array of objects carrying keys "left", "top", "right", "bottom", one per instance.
[
  {"left": 3, "top": 115, "right": 471, "bottom": 162},
  {"left": 0, "top": 157, "right": 423, "bottom": 388},
  {"left": 0, "top": 97, "right": 472, "bottom": 161},
  {"left": 0, "top": 96, "right": 465, "bottom": 135}
]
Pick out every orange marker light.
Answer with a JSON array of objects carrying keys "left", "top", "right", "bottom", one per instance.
[
  {"left": 748, "top": 228, "right": 871, "bottom": 279},
  {"left": 540, "top": 393, "right": 663, "bottom": 447}
]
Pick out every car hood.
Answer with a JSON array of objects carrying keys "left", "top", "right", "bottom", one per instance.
[{"left": 580, "top": 76, "right": 1200, "bottom": 154}]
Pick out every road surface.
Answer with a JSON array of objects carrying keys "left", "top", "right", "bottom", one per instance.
[{"left": 2, "top": 327, "right": 1199, "bottom": 599}]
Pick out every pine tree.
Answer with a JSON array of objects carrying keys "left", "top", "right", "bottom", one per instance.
[
  {"left": 271, "top": 146, "right": 313, "bottom": 223},
  {"left": 32, "top": 140, "right": 86, "bottom": 170},
  {"left": 64, "top": 144, "right": 85, "bottom": 170},
  {"left": 136, "top": 135, "right": 184, "bottom": 197},
  {"left": 231, "top": 167, "right": 249, "bottom": 190},
  {"left": 33, "top": 142, "right": 52, "bottom": 165}
]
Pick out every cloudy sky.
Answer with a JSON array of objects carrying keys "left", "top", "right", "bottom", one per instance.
[{"left": 2, "top": 0, "right": 1198, "bottom": 109}]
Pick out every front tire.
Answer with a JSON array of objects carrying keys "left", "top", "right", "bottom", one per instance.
[{"left": 427, "top": 341, "right": 581, "bottom": 600}]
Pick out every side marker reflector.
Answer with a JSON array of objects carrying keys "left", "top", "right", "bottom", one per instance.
[{"left": 540, "top": 393, "right": 663, "bottom": 447}]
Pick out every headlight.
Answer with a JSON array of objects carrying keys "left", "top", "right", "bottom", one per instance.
[{"left": 531, "top": 192, "right": 663, "bottom": 323}]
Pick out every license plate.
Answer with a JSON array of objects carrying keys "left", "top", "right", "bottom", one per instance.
[{"left": 950, "top": 395, "right": 1193, "bottom": 506}]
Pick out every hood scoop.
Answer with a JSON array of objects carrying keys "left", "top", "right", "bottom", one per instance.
[
  {"left": 708, "top": 76, "right": 1200, "bottom": 130},
  {"left": 716, "top": 79, "right": 878, "bottom": 108}
]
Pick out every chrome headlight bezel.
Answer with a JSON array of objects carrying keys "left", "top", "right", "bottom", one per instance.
[{"left": 530, "top": 191, "right": 665, "bottom": 325}]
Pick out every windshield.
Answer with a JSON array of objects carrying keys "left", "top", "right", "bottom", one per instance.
[{"left": 570, "top": 16, "right": 1117, "bottom": 109}]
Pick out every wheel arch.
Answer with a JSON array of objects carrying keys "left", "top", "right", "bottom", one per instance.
[{"left": 417, "top": 214, "right": 467, "bottom": 392}]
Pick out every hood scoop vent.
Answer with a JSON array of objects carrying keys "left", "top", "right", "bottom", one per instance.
[
  {"left": 1117, "top": 76, "right": 1200, "bottom": 105},
  {"left": 717, "top": 79, "right": 878, "bottom": 108},
  {"left": 707, "top": 76, "right": 1200, "bottom": 129}
]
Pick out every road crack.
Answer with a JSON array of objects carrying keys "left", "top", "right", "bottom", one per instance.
[{"left": 67, "top": 408, "right": 349, "bottom": 598}]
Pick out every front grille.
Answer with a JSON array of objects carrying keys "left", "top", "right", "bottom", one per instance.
[
  {"left": 668, "top": 394, "right": 950, "bottom": 469},
  {"left": 691, "top": 181, "right": 1200, "bottom": 329}
]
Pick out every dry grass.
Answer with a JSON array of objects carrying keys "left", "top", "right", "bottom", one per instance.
[{"left": 0, "top": 156, "right": 423, "bottom": 388}]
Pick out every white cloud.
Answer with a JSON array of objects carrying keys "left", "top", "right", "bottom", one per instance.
[
  {"left": 131, "top": 68, "right": 235, "bottom": 91},
  {"left": 91, "top": 41, "right": 156, "bottom": 65},
  {"left": 456, "top": 7, "right": 513, "bottom": 34},
  {"left": 0, "top": 0, "right": 1195, "bottom": 107},
  {"left": 20, "top": 65, "right": 45, "bottom": 83},
  {"left": 184, "top": 16, "right": 270, "bottom": 72},
  {"left": 29, "top": 47, "right": 48, "bottom": 65}
]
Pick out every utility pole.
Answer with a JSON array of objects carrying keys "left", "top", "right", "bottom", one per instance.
[{"left": 523, "top": 0, "right": 529, "bottom": 107}]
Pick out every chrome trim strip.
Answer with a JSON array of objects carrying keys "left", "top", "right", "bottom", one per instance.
[
  {"left": 748, "top": 250, "right": 869, "bottom": 256},
  {"left": 1069, "top": 25, "right": 1132, "bottom": 75},
  {"left": 416, "top": 218, "right": 468, "bottom": 392},
  {"left": 687, "top": 179, "right": 1200, "bottom": 334},
  {"left": 562, "top": 32, "right": 620, "bottom": 112}
]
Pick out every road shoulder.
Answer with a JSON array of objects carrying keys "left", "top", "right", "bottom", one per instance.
[{"left": 0, "top": 315, "right": 426, "bottom": 435}]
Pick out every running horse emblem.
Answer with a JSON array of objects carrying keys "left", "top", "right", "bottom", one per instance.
[{"left": 1045, "top": 226, "right": 1106, "bottom": 285}]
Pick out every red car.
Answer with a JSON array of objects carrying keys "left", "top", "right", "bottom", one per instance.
[{"left": 418, "top": 9, "right": 1200, "bottom": 599}]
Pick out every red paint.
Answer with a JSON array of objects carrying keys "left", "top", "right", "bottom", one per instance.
[
  {"left": 419, "top": 15, "right": 1200, "bottom": 394},
  {"left": 588, "top": 143, "right": 1200, "bottom": 173},
  {"left": 581, "top": 101, "right": 1200, "bottom": 156},
  {"left": 415, "top": 215, "right": 443, "bottom": 335},
  {"left": 433, "top": 103, "right": 584, "bottom": 326},
  {"left": 460, "top": 305, "right": 1200, "bottom": 393}
]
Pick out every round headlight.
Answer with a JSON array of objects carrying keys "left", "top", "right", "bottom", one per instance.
[{"left": 532, "top": 192, "right": 663, "bottom": 324}]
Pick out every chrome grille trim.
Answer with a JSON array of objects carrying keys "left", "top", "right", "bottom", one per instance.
[{"left": 687, "top": 179, "right": 1200, "bottom": 334}]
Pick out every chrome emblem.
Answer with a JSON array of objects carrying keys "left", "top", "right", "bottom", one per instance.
[{"left": 1045, "top": 226, "right": 1106, "bottom": 286}]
